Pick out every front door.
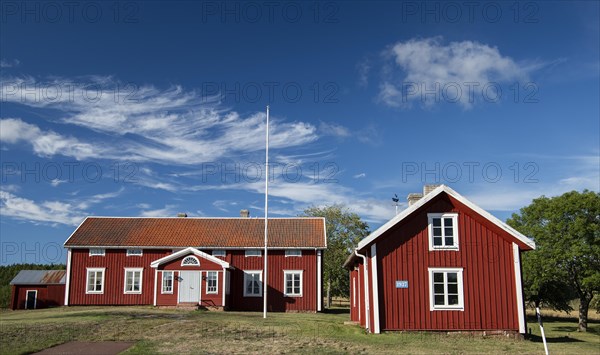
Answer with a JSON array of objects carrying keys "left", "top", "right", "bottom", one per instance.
[
  {"left": 25, "top": 290, "right": 37, "bottom": 309},
  {"left": 178, "top": 271, "right": 201, "bottom": 303}
]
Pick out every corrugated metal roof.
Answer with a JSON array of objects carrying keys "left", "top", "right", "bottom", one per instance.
[
  {"left": 10, "top": 270, "right": 66, "bottom": 285},
  {"left": 64, "top": 217, "right": 327, "bottom": 248}
]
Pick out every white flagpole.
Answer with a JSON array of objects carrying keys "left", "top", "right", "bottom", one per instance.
[{"left": 263, "top": 105, "right": 269, "bottom": 319}]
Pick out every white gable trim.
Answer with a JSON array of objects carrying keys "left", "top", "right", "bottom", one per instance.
[
  {"left": 150, "top": 247, "right": 230, "bottom": 269},
  {"left": 357, "top": 185, "right": 535, "bottom": 250}
]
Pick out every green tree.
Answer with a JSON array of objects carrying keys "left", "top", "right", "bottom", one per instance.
[
  {"left": 507, "top": 190, "right": 600, "bottom": 331},
  {"left": 301, "top": 205, "right": 369, "bottom": 308}
]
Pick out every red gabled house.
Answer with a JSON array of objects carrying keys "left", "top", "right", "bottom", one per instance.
[
  {"left": 64, "top": 214, "right": 326, "bottom": 312},
  {"left": 344, "top": 185, "right": 535, "bottom": 334}
]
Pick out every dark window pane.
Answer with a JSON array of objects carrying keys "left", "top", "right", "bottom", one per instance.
[
  {"left": 434, "top": 295, "right": 445, "bottom": 305},
  {"left": 433, "top": 218, "right": 441, "bottom": 227},
  {"left": 433, "top": 273, "right": 443, "bottom": 282},
  {"left": 433, "top": 237, "right": 442, "bottom": 246},
  {"left": 448, "top": 294, "right": 459, "bottom": 305},
  {"left": 448, "top": 284, "right": 458, "bottom": 294},
  {"left": 434, "top": 284, "right": 444, "bottom": 293},
  {"left": 433, "top": 227, "right": 442, "bottom": 236},
  {"left": 445, "top": 237, "right": 454, "bottom": 246},
  {"left": 447, "top": 273, "right": 458, "bottom": 283},
  {"left": 444, "top": 227, "right": 453, "bottom": 236},
  {"left": 444, "top": 218, "right": 453, "bottom": 227}
]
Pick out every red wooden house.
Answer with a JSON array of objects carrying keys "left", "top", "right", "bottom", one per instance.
[
  {"left": 63, "top": 214, "right": 326, "bottom": 311},
  {"left": 344, "top": 185, "right": 535, "bottom": 334}
]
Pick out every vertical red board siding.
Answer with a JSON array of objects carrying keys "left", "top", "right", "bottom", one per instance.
[
  {"left": 350, "top": 268, "right": 359, "bottom": 322},
  {"left": 68, "top": 248, "right": 170, "bottom": 305},
  {"left": 372, "top": 194, "right": 520, "bottom": 332},
  {"left": 228, "top": 250, "right": 318, "bottom": 312}
]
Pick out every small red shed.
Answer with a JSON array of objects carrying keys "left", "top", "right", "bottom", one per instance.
[
  {"left": 345, "top": 185, "right": 535, "bottom": 334},
  {"left": 10, "top": 270, "right": 66, "bottom": 310}
]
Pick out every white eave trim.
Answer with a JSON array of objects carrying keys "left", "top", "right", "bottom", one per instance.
[
  {"left": 150, "top": 247, "right": 230, "bottom": 269},
  {"left": 357, "top": 185, "right": 536, "bottom": 250}
]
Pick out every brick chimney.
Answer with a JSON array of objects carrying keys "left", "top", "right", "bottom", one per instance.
[
  {"left": 423, "top": 184, "right": 441, "bottom": 196},
  {"left": 240, "top": 209, "right": 250, "bottom": 218},
  {"left": 407, "top": 193, "right": 423, "bottom": 206}
]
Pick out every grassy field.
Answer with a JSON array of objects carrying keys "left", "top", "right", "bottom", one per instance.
[{"left": 0, "top": 306, "right": 598, "bottom": 354}]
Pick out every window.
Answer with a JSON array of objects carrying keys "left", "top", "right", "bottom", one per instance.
[
  {"left": 243, "top": 271, "right": 262, "bottom": 297},
  {"left": 429, "top": 268, "right": 464, "bottom": 310},
  {"left": 245, "top": 249, "right": 261, "bottom": 257},
  {"left": 212, "top": 250, "right": 226, "bottom": 257},
  {"left": 284, "top": 270, "right": 303, "bottom": 297},
  {"left": 162, "top": 271, "right": 173, "bottom": 294},
  {"left": 124, "top": 268, "right": 143, "bottom": 294},
  {"left": 181, "top": 255, "right": 200, "bottom": 266},
  {"left": 428, "top": 213, "right": 459, "bottom": 250},
  {"left": 89, "top": 248, "right": 105, "bottom": 256},
  {"left": 285, "top": 250, "right": 302, "bottom": 257},
  {"left": 126, "top": 249, "right": 143, "bottom": 256},
  {"left": 86, "top": 268, "right": 105, "bottom": 294},
  {"left": 206, "top": 271, "right": 218, "bottom": 294}
]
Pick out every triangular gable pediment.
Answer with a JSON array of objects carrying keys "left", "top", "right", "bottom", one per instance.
[
  {"left": 150, "top": 247, "right": 230, "bottom": 269},
  {"left": 357, "top": 185, "right": 535, "bottom": 251}
]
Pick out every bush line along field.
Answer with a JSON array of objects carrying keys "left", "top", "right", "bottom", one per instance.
[{"left": 0, "top": 306, "right": 598, "bottom": 354}]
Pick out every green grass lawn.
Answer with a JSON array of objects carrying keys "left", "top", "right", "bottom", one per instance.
[{"left": 0, "top": 307, "right": 598, "bottom": 354}]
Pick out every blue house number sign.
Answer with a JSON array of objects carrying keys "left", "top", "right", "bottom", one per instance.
[{"left": 395, "top": 280, "right": 408, "bottom": 289}]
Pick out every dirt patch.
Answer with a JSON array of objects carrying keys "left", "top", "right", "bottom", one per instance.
[{"left": 34, "top": 341, "right": 134, "bottom": 355}]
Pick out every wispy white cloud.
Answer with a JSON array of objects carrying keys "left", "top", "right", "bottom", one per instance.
[
  {"left": 0, "top": 59, "right": 20, "bottom": 68},
  {"left": 139, "top": 204, "right": 178, "bottom": 217},
  {"left": 319, "top": 121, "right": 351, "bottom": 138},
  {"left": 0, "top": 76, "right": 319, "bottom": 165},
  {"left": 0, "top": 191, "right": 85, "bottom": 226},
  {"left": 0, "top": 118, "right": 106, "bottom": 160},
  {"left": 377, "top": 37, "right": 530, "bottom": 108},
  {"left": 353, "top": 173, "right": 366, "bottom": 179},
  {"left": 0, "top": 187, "right": 124, "bottom": 226}
]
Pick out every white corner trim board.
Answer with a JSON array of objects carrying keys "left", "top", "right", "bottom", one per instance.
[
  {"left": 513, "top": 242, "right": 526, "bottom": 333},
  {"left": 317, "top": 250, "right": 322, "bottom": 311},
  {"left": 370, "top": 244, "right": 380, "bottom": 334}
]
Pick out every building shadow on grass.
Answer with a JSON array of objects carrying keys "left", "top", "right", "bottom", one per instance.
[{"left": 322, "top": 307, "right": 350, "bottom": 314}]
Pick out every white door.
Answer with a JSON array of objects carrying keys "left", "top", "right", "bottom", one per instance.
[{"left": 178, "top": 271, "right": 201, "bottom": 303}]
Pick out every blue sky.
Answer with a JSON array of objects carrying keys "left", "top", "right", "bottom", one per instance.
[{"left": 1, "top": 1, "right": 598, "bottom": 265}]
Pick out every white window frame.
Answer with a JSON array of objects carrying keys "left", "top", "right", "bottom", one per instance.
[
  {"left": 428, "top": 213, "right": 459, "bottom": 250},
  {"left": 285, "top": 249, "right": 302, "bottom": 257},
  {"left": 126, "top": 248, "right": 143, "bottom": 256},
  {"left": 161, "top": 271, "right": 174, "bottom": 294},
  {"left": 283, "top": 270, "right": 303, "bottom": 297},
  {"left": 428, "top": 267, "right": 464, "bottom": 311},
  {"left": 181, "top": 255, "right": 200, "bottom": 266},
  {"left": 89, "top": 248, "right": 105, "bottom": 256},
  {"left": 245, "top": 249, "right": 261, "bottom": 257},
  {"left": 124, "top": 268, "right": 143, "bottom": 294},
  {"left": 243, "top": 270, "right": 262, "bottom": 297},
  {"left": 212, "top": 250, "right": 226, "bottom": 257},
  {"left": 86, "top": 267, "right": 105, "bottom": 294},
  {"left": 206, "top": 271, "right": 218, "bottom": 294}
]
